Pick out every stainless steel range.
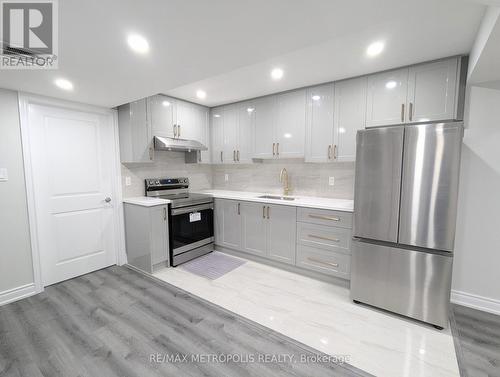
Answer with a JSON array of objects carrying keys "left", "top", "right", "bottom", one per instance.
[{"left": 145, "top": 177, "right": 214, "bottom": 266}]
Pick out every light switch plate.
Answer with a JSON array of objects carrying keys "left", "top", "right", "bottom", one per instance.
[
  {"left": 224, "top": 174, "right": 229, "bottom": 182},
  {"left": 0, "top": 168, "right": 8, "bottom": 182},
  {"left": 328, "top": 176, "right": 335, "bottom": 186},
  {"left": 125, "top": 176, "right": 131, "bottom": 186}
]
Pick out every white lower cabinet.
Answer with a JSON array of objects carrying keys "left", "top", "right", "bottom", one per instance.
[
  {"left": 267, "top": 204, "right": 296, "bottom": 264},
  {"left": 124, "top": 203, "right": 169, "bottom": 274},
  {"left": 296, "top": 245, "right": 350, "bottom": 279},
  {"left": 241, "top": 202, "right": 267, "bottom": 256},
  {"left": 215, "top": 198, "right": 352, "bottom": 277},
  {"left": 216, "top": 199, "right": 296, "bottom": 265},
  {"left": 215, "top": 199, "right": 242, "bottom": 249}
]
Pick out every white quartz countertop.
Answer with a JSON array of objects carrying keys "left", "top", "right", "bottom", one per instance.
[
  {"left": 122, "top": 197, "right": 171, "bottom": 207},
  {"left": 193, "top": 190, "right": 354, "bottom": 212}
]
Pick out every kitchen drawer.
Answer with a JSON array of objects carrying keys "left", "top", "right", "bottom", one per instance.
[
  {"left": 296, "top": 245, "right": 350, "bottom": 279},
  {"left": 297, "top": 207, "right": 352, "bottom": 228},
  {"left": 297, "top": 222, "right": 351, "bottom": 252}
]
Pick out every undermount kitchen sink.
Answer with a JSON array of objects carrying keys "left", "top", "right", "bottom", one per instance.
[{"left": 257, "top": 195, "right": 296, "bottom": 201}]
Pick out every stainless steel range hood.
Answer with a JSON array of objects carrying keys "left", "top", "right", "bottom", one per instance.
[{"left": 154, "top": 136, "right": 207, "bottom": 152}]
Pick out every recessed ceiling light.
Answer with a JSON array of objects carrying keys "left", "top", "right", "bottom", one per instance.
[
  {"left": 213, "top": 114, "right": 221, "bottom": 118},
  {"left": 312, "top": 95, "right": 321, "bottom": 101},
  {"left": 54, "top": 78, "right": 73, "bottom": 91},
  {"left": 162, "top": 100, "right": 171, "bottom": 107},
  {"left": 385, "top": 80, "right": 397, "bottom": 89},
  {"left": 127, "top": 34, "right": 149, "bottom": 54},
  {"left": 247, "top": 107, "right": 255, "bottom": 113},
  {"left": 271, "top": 68, "right": 284, "bottom": 80},
  {"left": 366, "top": 41, "right": 384, "bottom": 57},
  {"left": 196, "top": 90, "right": 206, "bottom": 99}
]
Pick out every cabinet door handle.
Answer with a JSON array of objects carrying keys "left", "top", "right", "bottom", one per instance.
[
  {"left": 178, "top": 124, "right": 181, "bottom": 137},
  {"left": 328, "top": 145, "right": 332, "bottom": 160},
  {"left": 163, "top": 207, "right": 167, "bottom": 220},
  {"left": 237, "top": 150, "right": 240, "bottom": 162},
  {"left": 237, "top": 203, "right": 240, "bottom": 215},
  {"left": 267, "top": 206, "right": 270, "bottom": 219},
  {"left": 173, "top": 124, "right": 177, "bottom": 137},
  {"left": 220, "top": 151, "right": 223, "bottom": 162},
  {"left": 308, "top": 214, "right": 340, "bottom": 221},
  {"left": 333, "top": 144, "right": 337, "bottom": 160},
  {"left": 401, "top": 104, "right": 405, "bottom": 123},
  {"left": 233, "top": 150, "right": 236, "bottom": 162},
  {"left": 262, "top": 206, "right": 266, "bottom": 219},
  {"left": 308, "top": 234, "right": 340, "bottom": 242},
  {"left": 307, "top": 257, "right": 339, "bottom": 268},
  {"left": 149, "top": 146, "right": 153, "bottom": 161},
  {"left": 409, "top": 102, "right": 413, "bottom": 122},
  {"left": 276, "top": 143, "right": 280, "bottom": 156},
  {"left": 273, "top": 143, "right": 276, "bottom": 156}
]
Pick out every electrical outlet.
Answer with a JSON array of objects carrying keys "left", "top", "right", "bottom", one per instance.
[
  {"left": 224, "top": 174, "right": 229, "bottom": 182},
  {"left": 328, "top": 176, "right": 335, "bottom": 186},
  {"left": 125, "top": 176, "right": 132, "bottom": 186}
]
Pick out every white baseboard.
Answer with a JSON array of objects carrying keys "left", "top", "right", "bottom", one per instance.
[
  {"left": 0, "top": 283, "right": 37, "bottom": 306},
  {"left": 451, "top": 290, "right": 500, "bottom": 316}
]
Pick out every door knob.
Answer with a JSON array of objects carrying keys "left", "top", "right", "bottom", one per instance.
[{"left": 105, "top": 197, "right": 111, "bottom": 203}]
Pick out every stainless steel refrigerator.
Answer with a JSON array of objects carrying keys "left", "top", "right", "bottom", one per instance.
[{"left": 351, "top": 122, "right": 463, "bottom": 329}]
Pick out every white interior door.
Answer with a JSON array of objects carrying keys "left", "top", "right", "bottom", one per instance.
[{"left": 28, "top": 104, "right": 118, "bottom": 286}]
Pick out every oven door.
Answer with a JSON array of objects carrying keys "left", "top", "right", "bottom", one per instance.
[{"left": 170, "top": 203, "right": 214, "bottom": 255}]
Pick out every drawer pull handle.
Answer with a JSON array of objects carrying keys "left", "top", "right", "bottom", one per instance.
[
  {"left": 308, "top": 214, "right": 340, "bottom": 221},
  {"left": 307, "top": 257, "right": 339, "bottom": 268},
  {"left": 308, "top": 234, "right": 340, "bottom": 242}
]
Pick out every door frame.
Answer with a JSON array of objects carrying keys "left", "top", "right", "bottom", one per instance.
[{"left": 18, "top": 93, "right": 126, "bottom": 294}]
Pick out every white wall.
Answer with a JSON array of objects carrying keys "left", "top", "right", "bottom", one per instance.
[
  {"left": 0, "top": 89, "right": 34, "bottom": 296},
  {"left": 452, "top": 86, "right": 500, "bottom": 314}
]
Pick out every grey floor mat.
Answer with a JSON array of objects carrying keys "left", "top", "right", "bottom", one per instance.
[{"left": 180, "top": 252, "right": 246, "bottom": 279}]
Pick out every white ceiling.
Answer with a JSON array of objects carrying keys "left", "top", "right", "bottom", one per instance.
[{"left": 0, "top": 0, "right": 487, "bottom": 108}]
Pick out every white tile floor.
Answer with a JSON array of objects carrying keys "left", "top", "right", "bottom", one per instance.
[{"left": 154, "top": 251, "right": 460, "bottom": 377}]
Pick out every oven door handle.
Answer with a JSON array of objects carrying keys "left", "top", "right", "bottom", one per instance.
[{"left": 170, "top": 203, "right": 214, "bottom": 216}]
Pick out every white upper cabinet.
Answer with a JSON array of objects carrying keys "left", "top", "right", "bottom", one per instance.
[
  {"left": 196, "top": 106, "right": 210, "bottom": 163},
  {"left": 222, "top": 104, "right": 239, "bottom": 163},
  {"left": 334, "top": 77, "right": 367, "bottom": 161},
  {"left": 275, "top": 89, "right": 306, "bottom": 158},
  {"left": 366, "top": 68, "right": 409, "bottom": 127},
  {"left": 366, "top": 57, "right": 463, "bottom": 127},
  {"left": 253, "top": 96, "right": 276, "bottom": 159},
  {"left": 407, "top": 58, "right": 459, "bottom": 123},
  {"left": 118, "top": 98, "right": 153, "bottom": 163},
  {"left": 209, "top": 104, "right": 254, "bottom": 164},
  {"left": 176, "top": 100, "right": 200, "bottom": 141},
  {"left": 148, "top": 95, "right": 176, "bottom": 138},
  {"left": 305, "top": 83, "right": 335, "bottom": 163},
  {"left": 237, "top": 101, "right": 255, "bottom": 163},
  {"left": 210, "top": 107, "right": 224, "bottom": 164}
]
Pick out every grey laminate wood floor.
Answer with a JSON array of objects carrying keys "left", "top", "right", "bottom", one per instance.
[
  {"left": 0, "top": 266, "right": 370, "bottom": 377},
  {"left": 451, "top": 304, "right": 500, "bottom": 377}
]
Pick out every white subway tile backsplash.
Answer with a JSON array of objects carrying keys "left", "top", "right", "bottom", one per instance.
[{"left": 121, "top": 153, "right": 354, "bottom": 200}]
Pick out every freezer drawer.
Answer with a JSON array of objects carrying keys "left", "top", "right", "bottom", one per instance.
[
  {"left": 399, "top": 122, "right": 463, "bottom": 251},
  {"left": 350, "top": 239, "right": 452, "bottom": 328},
  {"left": 353, "top": 126, "right": 404, "bottom": 242}
]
